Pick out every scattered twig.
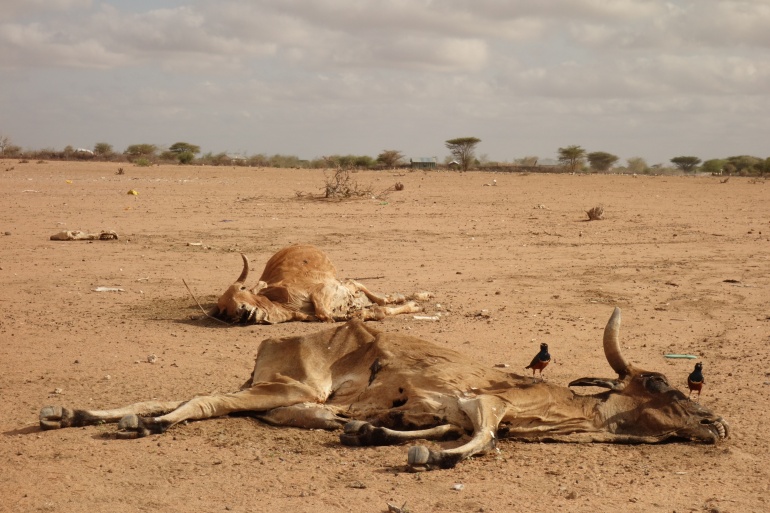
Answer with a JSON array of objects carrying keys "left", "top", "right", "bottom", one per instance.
[{"left": 182, "top": 279, "right": 230, "bottom": 325}]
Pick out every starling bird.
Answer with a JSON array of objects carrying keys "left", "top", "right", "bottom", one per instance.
[
  {"left": 687, "top": 362, "right": 704, "bottom": 400},
  {"left": 525, "top": 342, "right": 551, "bottom": 380}
]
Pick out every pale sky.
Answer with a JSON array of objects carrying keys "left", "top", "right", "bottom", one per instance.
[{"left": 1, "top": 0, "right": 768, "bottom": 165}]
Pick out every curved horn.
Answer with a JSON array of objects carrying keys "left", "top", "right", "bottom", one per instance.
[
  {"left": 604, "top": 307, "right": 631, "bottom": 377},
  {"left": 236, "top": 253, "right": 250, "bottom": 283}
]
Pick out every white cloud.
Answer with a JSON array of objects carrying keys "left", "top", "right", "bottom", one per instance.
[
  {"left": 1, "top": 0, "right": 769, "bottom": 163},
  {"left": 0, "top": 0, "right": 92, "bottom": 21}
]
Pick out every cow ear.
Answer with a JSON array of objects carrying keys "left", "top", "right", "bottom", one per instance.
[
  {"left": 568, "top": 377, "right": 626, "bottom": 391},
  {"left": 251, "top": 280, "right": 268, "bottom": 294}
]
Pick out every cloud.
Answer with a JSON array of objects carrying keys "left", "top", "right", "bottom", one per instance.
[
  {"left": 0, "top": 0, "right": 92, "bottom": 22},
  {"left": 1, "top": 0, "right": 769, "bottom": 163}
]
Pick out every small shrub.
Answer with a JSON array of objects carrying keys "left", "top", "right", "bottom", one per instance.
[
  {"left": 586, "top": 206, "right": 604, "bottom": 221},
  {"left": 178, "top": 151, "right": 195, "bottom": 164},
  {"left": 134, "top": 158, "right": 151, "bottom": 167}
]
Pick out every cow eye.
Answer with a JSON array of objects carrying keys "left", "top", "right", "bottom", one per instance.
[
  {"left": 642, "top": 375, "right": 669, "bottom": 393},
  {"left": 240, "top": 286, "right": 247, "bottom": 291}
]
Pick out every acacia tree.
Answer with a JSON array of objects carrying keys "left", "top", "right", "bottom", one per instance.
[
  {"left": 587, "top": 151, "right": 619, "bottom": 172},
  {"left": 376, "top": 150, "right": 405, "bottom": 167},
  {"left": 670, "top": 156, "right": 702, "bottom": 173},
  {"left": 125, "top": 144, "right": 157, "bottom": 158},
  {"left": 701, "top": 159, "right": 726, "bottom": 175},
  {"left": 167, "top": 142, "right": 200, "bottom": 164},
  {"left": 725, "top": 155, "right": 762, "bottom": 175},
  {"left": 445, "top": 137, "right": 481, "bottom": 171},
  {"left": 627, "top": 157, "right": 649, "bottom": 174},
  {"left": 168, "top": 142, "right": 200, "bottom": 155},
  {"left": 558, "top": 145, "right": 586, "bottom": 173},
  {"left": 93, "top": 142, "right": 114, "bottom": 158}
]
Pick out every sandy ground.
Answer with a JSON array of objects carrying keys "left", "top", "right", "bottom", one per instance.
[{"left": 1, "top": 160, "right": 768, "bottom": 513}]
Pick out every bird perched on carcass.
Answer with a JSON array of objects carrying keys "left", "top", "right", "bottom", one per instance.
[
  {"left": 525, "top": 342, "right": 551, "bottom": 381},
  {"left": 687, "top": 362, "right": 704, "bottom": 400}
]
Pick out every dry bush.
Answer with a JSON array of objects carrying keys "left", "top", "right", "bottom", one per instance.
[
  {"left": 296, "top": 170, "right": 405, "bottom": 202},
  {"left": 586, "top": 206, "right": 604, "bottom": 221},
  {"left": 323, "top": 168, "right": 372, "bottom": 199}
]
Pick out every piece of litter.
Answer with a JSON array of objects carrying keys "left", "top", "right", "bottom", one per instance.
[
  {"left": 452, "top": 483, "right": 464, "bottom": 491},
  {"left": 664, "top": 354, "right": 697, "bottom": 359},
  {"left": 187, "top": 242, "right": 202, "bottom": 246},
  {"left": 387, "top": 502, "right": 409, "bottom": 513},
  {"left": 413, "top": 315, "right": 440, "bottom": 321},
  {"left": 127, "top": 189, "right": 138, "bottom": 195},
  {"left": 93, "top": 287, "right": 125, "bottom": 292},
  {"left": 50, "top": 230, "right": 118, "bottom": 241}
]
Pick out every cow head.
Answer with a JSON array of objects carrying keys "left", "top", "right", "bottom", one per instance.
[
  {"left": 568, "top": 308, "right": 728, "bottom": 443},
  {"left": 210, "top": 254, "right": 269, "bottom": 323}
]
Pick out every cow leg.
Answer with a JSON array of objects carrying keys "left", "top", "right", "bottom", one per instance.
[
  {"left": 381, "top": 302, "right": 422, "bottom": 316},
  {"left": 256, "top": 403, "right": 347, "bottom": 430},
  {"left": 352, "top": 302, "right": 423, "bottom": 321},
  {"left": 340, "top": 421, "right": 463, "bottom": 446},
  {"left": 407, "top": 395, "right": 508, "bottom": 471},
  {"left": 39, "top": 401, "right": 186, "bottom": 430},
  {"left": 115, "top": 381, "right": 322, "bottom": 439},
  {"left": 347, "top": 280, "right": 409, "bottom": 306}
]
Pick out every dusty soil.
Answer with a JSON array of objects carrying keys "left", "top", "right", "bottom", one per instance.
[{"left": 1, "top": 160, "right": 768, "bottom": 513}]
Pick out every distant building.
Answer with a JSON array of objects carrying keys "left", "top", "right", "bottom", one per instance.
[{"left": 410, "top": 157, "right": 437, "bottom": 169}]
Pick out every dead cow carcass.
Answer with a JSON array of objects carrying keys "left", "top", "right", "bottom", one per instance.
[
  {"left": 210, "top": 244, "right": 431, "bottom": 324},
  {"left": 39, "top": 308, "right": 728, "bottom": 470}
]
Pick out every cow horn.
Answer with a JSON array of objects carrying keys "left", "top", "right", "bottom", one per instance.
[
  {"left": 237, "top": 253, "right": 250, "bottom": 283},
  {"left": 604, "top": 307, "right": 631, "bottom": 377}
]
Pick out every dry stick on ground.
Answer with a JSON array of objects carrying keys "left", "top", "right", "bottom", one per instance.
[
  {"left": 374, "top": 182, "right": 404, "bottom": 200},
  {"left": 586, "top": 206, "right": 604, "bottom": 221},
  {"left": 182, "top": 279, "right": 230, "bottom": 325}
]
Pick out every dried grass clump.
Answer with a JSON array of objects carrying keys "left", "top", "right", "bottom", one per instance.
[{"left": 586, "top": 206, "right": 604, "bottom": 221}]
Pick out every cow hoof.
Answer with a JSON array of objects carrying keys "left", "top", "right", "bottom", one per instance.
[
  {"left": 407, "top": 445, "right": 431, "bottom": 470},
  {"left": 343, "top": 420, "right": 368, "bottom": 434},
  {"left": 39, "top": 405, "right": 69, "bottom": 430},
  {"left": 340, "top": 421, "right": 372, "bottom": 446},
  {"left": 116, "top": 414, "right": 151, "bottom": 439}
]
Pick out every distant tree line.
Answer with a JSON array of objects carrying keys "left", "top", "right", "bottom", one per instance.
[{"left": 0, "top": 133, "right": 767, "bottom": 176}]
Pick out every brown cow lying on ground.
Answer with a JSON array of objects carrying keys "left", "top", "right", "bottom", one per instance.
[
  {"left": 39, "top": 308, "right": 728, "bottom": 470},
  {"left": 210, "top": 244, "right": 431, "bottom": 324}
]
